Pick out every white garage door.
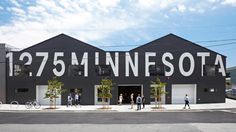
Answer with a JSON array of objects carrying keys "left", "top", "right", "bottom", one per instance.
[
  {"left": 172, "top": 84, "right": 196, "bottom": 104},
  {"left": 36, "top": 85, "right": 61, "bottom": 105}
]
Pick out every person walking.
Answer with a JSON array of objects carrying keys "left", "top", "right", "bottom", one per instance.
[
  {"left": 67, "top": 93, "right": 73, "bottom": 107},
  {"left": 136, "top": 94, "right": 142, "bottom": 110},
  {"left": 184, "top": 94, "right": 190, "bottom": 109},
  {"left": 142, "top": 95, "right": 146, "bottom": 109},
  {"left": 130, "top": 93, "right": 134, "bottom": 109},
  {"left": 75, "top": 93, "right": 79, "bottom": 107},
  {"left": 119, "top": 94, "right": 123, "bottom": 105}
]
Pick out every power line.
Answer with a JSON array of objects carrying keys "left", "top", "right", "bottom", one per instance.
[
  {"left": 195, "top": 39, "right": 236, "bottom": 43},
  {"left": 2, "top": 38, "right": 236, "bottom": 50}
]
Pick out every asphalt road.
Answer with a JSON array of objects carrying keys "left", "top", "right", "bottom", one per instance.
[{"left": 0, "top": 109, "right": 236, "bottom": 124}]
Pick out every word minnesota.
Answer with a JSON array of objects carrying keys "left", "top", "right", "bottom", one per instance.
[{"left": 6, "top": 51, "right": 225, "bottom": 77}]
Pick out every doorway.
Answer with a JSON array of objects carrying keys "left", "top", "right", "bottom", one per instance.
[{"left": 118, "top": 85, "right": 142, "bottom": 104}]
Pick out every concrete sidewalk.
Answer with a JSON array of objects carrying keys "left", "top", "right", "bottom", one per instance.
[{"left": 0, "top": 98, "right": 236, "bottom": 112}]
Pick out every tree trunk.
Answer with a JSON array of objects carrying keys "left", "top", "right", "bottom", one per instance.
[
  {"left": 50, "top": 98, "right": 53, "bottom": 109},
  {"left": 155, "top": 97, "right": 157, "bottom": 108},
  {"left": 54, "top": 98, "right": 56, "bottom": 109},
  {"left": 158, "top": 89, "right": 162, "bottom": 108},
  {"left": 102, "top": 98, "right": 105, "bottom": 108},
  {"left": 158, "top": 95, "right": 161, "bottom": 108}
]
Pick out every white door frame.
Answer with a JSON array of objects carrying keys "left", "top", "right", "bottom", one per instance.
[
  {"left": 36, "top": 85, "right": 62, "bottom": 105},
  {"left": 171, "top": 84, "right": 197, "bottom": 104},
  {"left": 94, "top": 85, "right": 111, "bottom": 105}
]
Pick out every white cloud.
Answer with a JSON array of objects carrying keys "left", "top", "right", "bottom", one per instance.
[
  {"left": 98, "top": 0, "right": 121, "bottom": 8},
  {"left": 7, "top": 7, "right": 26, "bottom": 17},
  {"left": 0, "top": 6, "right": 3, "bottom": 10},
  {"left": 177, "top": 4, "right": 186, "bottom": 12},
  {"left": 9, "top": 0, "right": 21, "bottom": 7},
  {"left": 0, "top": 0, "right": 139, "bottom": 48},
  {"left": 0, "top": 0, "right": 236, "bottom": 49},
  {"left": 221, "top": 0, "right": 236, "bottom": 6}
]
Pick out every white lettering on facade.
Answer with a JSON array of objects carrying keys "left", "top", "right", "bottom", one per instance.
[
  {"left": 19, "top": 52, "right": 32, "bottom": 65},
  {"left": 7, "top": 51, "right": 226, "bottom": 77},
  {"left": 162, "top": 52, "right": 174, "bottom": 76},
  {"left": 106, "top": 52, "right": 119, "bottom": 76},
  {"left": 145, "top": 52, "right": 156, "bottom": 77},
  {"left": 215, "top": 54, "right": 226, "bottom": 76},
  {"left": 197, "top": 52, "right": 210, "bottom": 76},
  {"left": 81, "top": 52, "right": 88, "bottom": 77},
  {"left": 36, "top": 52, "right": 48, "bottom": 76},
  {"left": 53, "top": 52, "right": 65, "bottom": 76},
  {"left": 125, "top": 52, "right": 138, "bottom": 77},
  {"left": 95, "top": 52, "right": 99, "bottom": 65},
  {"left": 71, "top": 52, "right": 79, "bottom": 65},
  {"left": 6, "top": 52, "right": 13, "bottom": 76},
  {"left": 71, "top": 52, "right": 88, "bottom": 77},
  {"left": 179, "top": 52, "right": 195, "bottom": 76}
]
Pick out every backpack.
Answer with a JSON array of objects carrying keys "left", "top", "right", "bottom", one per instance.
[{"left": 137, "top": 97, "right": 141, "bottom": 103}]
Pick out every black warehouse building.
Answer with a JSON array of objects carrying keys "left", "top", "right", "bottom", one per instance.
[{"left": 0, "top": 34, "right": 226, "bottom": 105}]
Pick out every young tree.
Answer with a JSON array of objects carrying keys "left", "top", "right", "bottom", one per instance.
[
  {"left": 150, "top": 77, "right": 167, "bottom": 109},
  {"left": 45, "top": 77, "right": 64, "bottom": 109},
  {"left": 97, "top": 77, "right": 113, "bottom": 109}
]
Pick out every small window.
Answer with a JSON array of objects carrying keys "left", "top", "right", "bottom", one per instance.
[
  {"left": 14, "top": 65, "right": 30, "bottom": 76},
  {"left": 203, "top": 65, "right": 216, "bottom": 76},
  {"left": 15, "top": 88, "right": 29, "bottom": 93},
  {"left": 204, "top": 88, "right": 208, "bottom": 92},
  {"left": 68, "top": 65, "right": 84, "bottom": 76},
  {"left": 14, "top": 65, "right": 21, "bottom": 76},
  {"left": 95, "top": 65, "right": 111, "bottom": 76},
  {"left": 149, "top": 65, "right": 164, "bottom": 76}
]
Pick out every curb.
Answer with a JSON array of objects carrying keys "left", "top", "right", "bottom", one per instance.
[{"left": 0, "top": 108, "right": 216, "bottom": 113}]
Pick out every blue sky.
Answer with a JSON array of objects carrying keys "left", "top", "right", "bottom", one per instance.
[{"left": 0, "top": 0, "right": 236, "bottom": 68}]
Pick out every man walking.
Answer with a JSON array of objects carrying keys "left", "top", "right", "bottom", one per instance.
[
  {"left": 67, "top": 93, "right": 73, "bottom": 107},
  {"left": 184, "top": 94, "right": 190, "bottom": 109},
  {"left": 75, "top": 93, "right": 79, "bottom": 107},
  {"left": 136, "top": 94, "right": 142, "bottom": 110}
]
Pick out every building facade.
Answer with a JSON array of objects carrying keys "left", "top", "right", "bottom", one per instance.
[
  {"left": 0, "top": 34, "right": 226, "bottom": 105},
  {"left": 227, "top": 66, "right": 236, "bottom": 89}
]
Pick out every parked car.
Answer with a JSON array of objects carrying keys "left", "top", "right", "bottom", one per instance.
[{"left": 226, "top": 88, "right": 236, "bottom": 99}]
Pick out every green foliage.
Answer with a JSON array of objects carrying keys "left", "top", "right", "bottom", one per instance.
[
  {"left": 44, "top": 77, "right": 64, "bottom": 108},
  {"left": 97, "top": 77, "right": 113, "bottom": 108},
  {"left": 97, "top": 78, "right": 113, "bottom": 99},
  {"left": 150, "top": 77, "right": 167, "bottom": 98},
  {"left": 150, "top": 76, "right": 167, "bottom": 108}
]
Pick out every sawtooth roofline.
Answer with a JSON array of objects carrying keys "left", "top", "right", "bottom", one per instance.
[
  {"left": 130, "top": 33, "right": 226, "bottom": 58},
  {"left": 20, "top": 33, "right": 104, "bottom": 52},
  {"left": 19, "top": 33, "right": 226, "bottom": 58}
]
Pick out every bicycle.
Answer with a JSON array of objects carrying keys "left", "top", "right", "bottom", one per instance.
[
  {"left": 10, "top": 100, "right": 19, "bottom": 108},
  {"left": 25, "top": 100, "right": 41, "bottom": 109}
]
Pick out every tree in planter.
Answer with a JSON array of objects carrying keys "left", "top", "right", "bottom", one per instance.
[
  {"left": 97, "top": 78, "right": 113, "bottom": 109},
  {"left": 150, "top": 77, "right": 167, "bottom": 109},
  {"left": 45, "top": 77, "right": 64, "bottom": 109}
]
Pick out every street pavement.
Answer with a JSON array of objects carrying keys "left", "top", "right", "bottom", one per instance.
[
  {"left": 1, "top": 98, "right": 236, "bottom": 112},
  {"left": 1, "top": 110, "right": 236, "bottom": 124},
  {"left": 0, "top": 110, "right": 236, "bottom": 132},
  {"left": 0, "top": 98, "right": 236, "bottom": 132}
]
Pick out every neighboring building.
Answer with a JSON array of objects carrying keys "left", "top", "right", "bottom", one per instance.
[
  {"left": 227, "top": 66, "right": 236, "bottom": 89},
  {"left": 0, "top": 34, "right": 227, "bottom": 105}
]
